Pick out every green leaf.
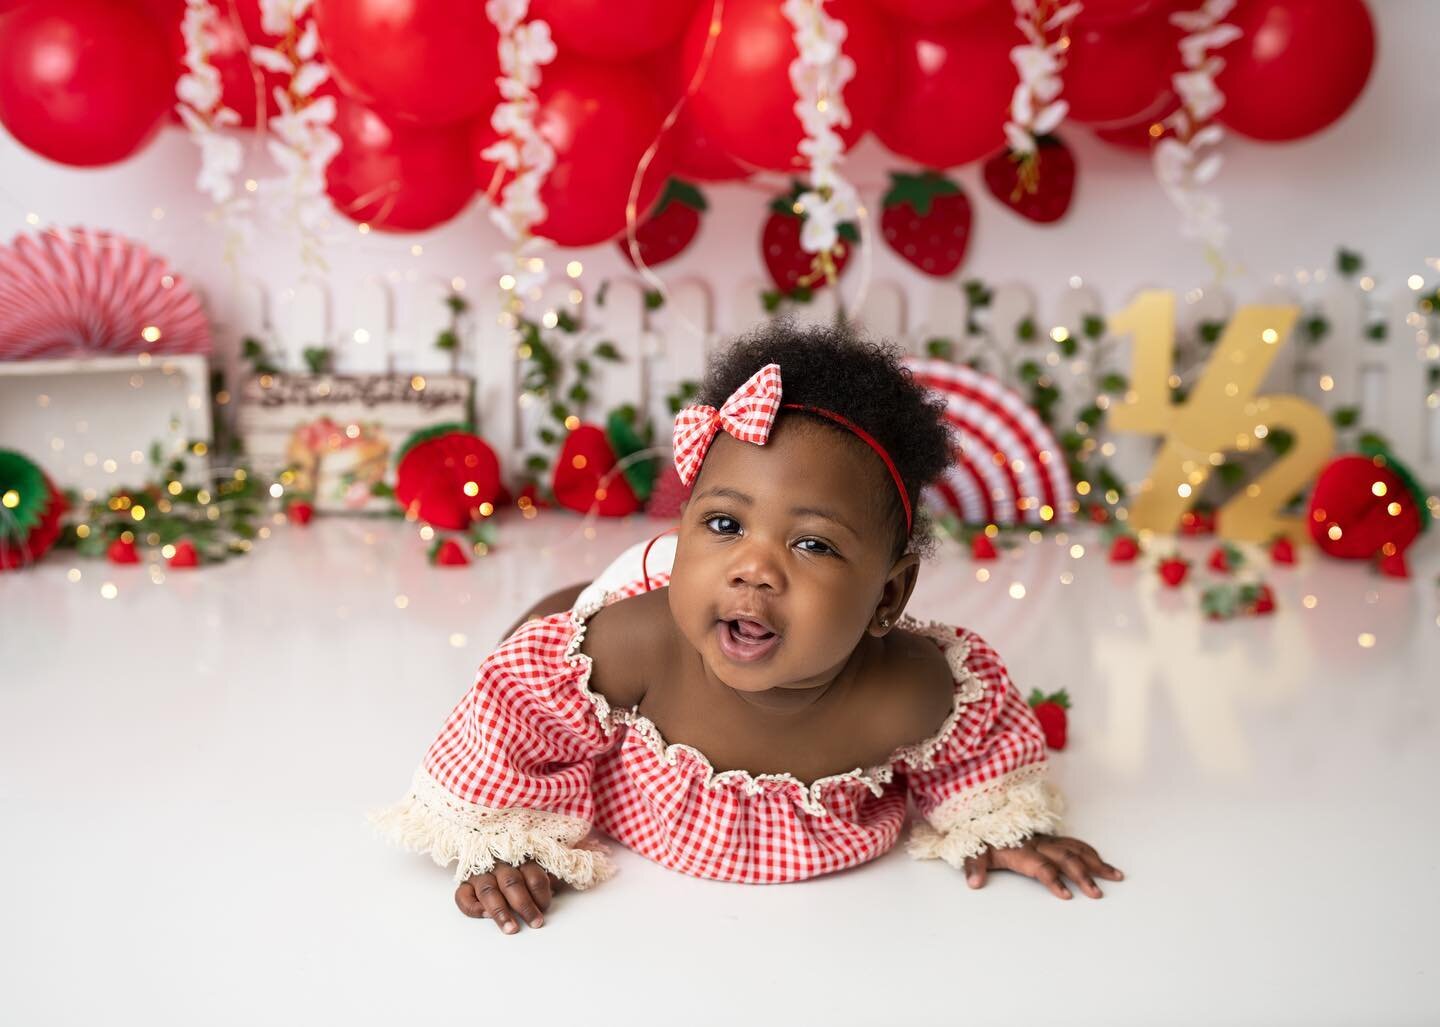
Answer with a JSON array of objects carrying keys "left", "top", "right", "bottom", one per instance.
[
  {"left": 1061, "top": 431, "right": 1085, "bottom": 453},
  {"left": 1336, "top": 248, "right": 1363, "bottom": 276},
  {"left": 525, "top": 455, "right": 550, "bottom": 473},
  {"left": 644, "top": 289, "right": 665, "bottom": 310},
  {"left": 445, "top": 293, "right": 470, "bottom": 315},
  {"left": 1303, "top": 316, "right": 1329, "bottom": 343},
  {"left": 538, "top": 428, "right": 558, "bottom": 445},
  {"left": 963, "top": 279, "right": 993, "bottom": 309},
  {"left": 1264, "top": 428, "right": 1295, "bottom": 455},
  {"left": 567, "top": 383, "right": 591, "bottom": 404},
  {"left": 593, "top": 341, "right": 622, "bottom": 362},
  {"left": 1018, "top": 360, "right": 1042, "bottom": 383},
  {"left": 303, "top": 347, "right": 332, "bottom": 374},
  {"left": 836, "top": 221, "right": 860, "bottom": 243},
  {"left": 435, "top": 329, "right": 459, "bottom": 352},
  {"left": 654, "top": 178, "right": 708, "bottom": 215},
  {"left": 1171, "top": 385, "right": 1190, "bottom": 403},
  {"left": 575, "top": 358, "right": 592, "bottom": 378},
  {"left": 1357, "top": 430, "right": 1391, "bottom": 451},
  {"left": 1078, "top": 406, "right": 1103, "bottom": 427},
  {"left": 595, "top": 280, "right": 609, "bottom": 307},
  {"left": 1332, "top": 405, "right": 1360, "bottom": 428},
  {"left": 925, "top": 337, "right": 955, "bottom": 360},
  {"left": 1216, "top": 461, "right": 1245, "bottom": 486},
  {"left": 1058, "top": 335, "right": 1079, "bottom": 357},
  {"left": 1016, "top": 317, "right": 1036, "bottom": 342},
  {"left": 370, "top": 481, "right": 395, "bottom": 499},
  {"left": 761, "top": 289, "right": 783, "bottom": 313},
  {"left": 1198, "top": 320, "right": 1225, "bottom": 344},
  {"left": 791, "top": 285, "right": 814, "bottom": 304},
  {"left": 1100, "top": 373, "right": 1128, "bottom": 394},
  {"left": 241, "top": 336, "right": 264, "bottom": 359},
  {"left": 881, "top": 170, "right": 961, "bottom": 217},
  {"left": 1366, "top": 322, "right": 1388, "bottom": 341},
  {"left": 554, "top": 310, "right": 580, "bottom": 333}
]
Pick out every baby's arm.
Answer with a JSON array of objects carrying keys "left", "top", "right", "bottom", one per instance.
[{"left": 497, "top": 581, "right": 589, "bottom": 644}]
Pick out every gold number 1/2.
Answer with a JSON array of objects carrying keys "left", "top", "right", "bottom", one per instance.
[{"left": 1106, "top": 290, "right": 1335, "bottom": 544}]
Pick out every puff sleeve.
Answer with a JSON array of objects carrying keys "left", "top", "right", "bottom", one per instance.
[
  {"left": 367, "top": 609, "right": 619, "bottom": 889},
  {"left": 903, "top": 628, "right": 1064, "bottom": 868}
]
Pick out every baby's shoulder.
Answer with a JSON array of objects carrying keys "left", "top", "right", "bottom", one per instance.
[
  {"left": 579, "top": 587, "right": 673, "bottom": 710},
  {"left": 860, "top": 627, "right": 960, "bottom": 754}
]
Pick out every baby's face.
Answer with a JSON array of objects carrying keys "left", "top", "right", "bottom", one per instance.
[{"left": 667, "top": 417, "right": 910, "bottom": 695}]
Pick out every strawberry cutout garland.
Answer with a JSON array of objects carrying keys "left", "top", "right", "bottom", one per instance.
[
  {"left": 983, "top": 134, "right": 1077, "bottom": 224},
  {"left": 1027, "top": 689, "right": 1070, "bottom": 750},
  {"left": 618, "top": 178, "right": 706, "bottom": 271},
  {"left": 880, "top": 171, "right": 972, "bottom": 277},
  {"left": 0, "top": 449, "right": 67, "bottom": 572},
  {"left": 760, "top": 181, "right": 857, "bottom": 309}
]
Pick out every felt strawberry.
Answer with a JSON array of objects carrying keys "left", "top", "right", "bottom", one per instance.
[
  {"left": 1027, "top": 689, "right": 1071, "bottom": 750},
  {"left": 1377, "top": 549, "right": 1409, "bottom": 579},
  {"left": 430, "top": 537, "right": 470, "bottom": 567},
  {"left": 1158, "top": 555, "right": 1190, "bottom": 587},
  {"left": 761, "top": 181, "right": 856, "bottom": 303},
  {"left": 879, "top": 171, "right": 972, "bottom": 277},
  {"left": 1207, "top": 542, "right": 1243, "bottom": 575},
  {"left": 287, "top": 500, "right": 314, "bottom": 526},
  {"left": 1108, "top": 533, "right": 1140, "bottom": 563},
  {"left": 394, "top": 425, "right": 502, "bottom": 531},
  {"left": 1180, "top": 506, "right": 1217, "bottom": 535},
  {"left": 1088, "top": 504, "right": 1110, "bottom": 524},
  {"left": 107, "top": 536, "right": 140, "bottom": 565},
  {"left": 0, "top": 449, "right": 66, "bottom": 571},
  {"left": 971, "top": 532, "right": 998, "bottom": 560},
  {"left": 1269, "top": 536, "right": 1296, "bottom": 565},
  {"left": 168, "top": 540, "right": 199, "bottom": 568},
  {"left": 1250, "top": 583, "right": 1276, "bottom": 615},
  {"left": 618, "top": 178, "right": 706, "bottom": 270},
  {"left": 646, "top": 462, "right": 690, "bottom": 520},
  {"left": 552, "top": 424, "right": 642, "bottom": 518},
  {"left": 983, "top": 135, "right": 1077, "bottom": 224}
]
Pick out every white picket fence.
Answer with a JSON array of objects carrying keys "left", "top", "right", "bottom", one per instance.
[{"left": 219, "top": 268, "right": 1440, "bottom": 493}]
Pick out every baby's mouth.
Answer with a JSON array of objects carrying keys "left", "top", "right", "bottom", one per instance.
[{"left": 715, "top": 617, "right": 782, "bottom": 663}]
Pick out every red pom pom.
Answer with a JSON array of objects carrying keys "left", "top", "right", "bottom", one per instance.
[
  {"left": 168, "top": 539, "right": 199, "bottom": 568},
  {"left": 970, "top": 533, "right": 998, "bottom": 560},
  {"left": 1108, "top": 534, "right": 1140, "bottom": 563},
  {"left": 1157, "top": 556, "right": 1190, "bottom": 587},
  {"left": 1377, "top": 549, "right": 1409, "bottom": 579},
  {"left": 431, "top": 537, "right": 470, "bottom": 567},
  {"left": 107, "top": 537, "right": 140, "bottom": 565},
  {"left": 1269, "top": 536, "right": 1296, "bottom": 565},
  {"left": 287, "top": 501, "right": 314, "bottom": 526}
]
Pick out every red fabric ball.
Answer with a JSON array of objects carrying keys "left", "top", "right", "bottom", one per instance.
[
  {"left": 0, "top": 474, "right": 65, "bottom": 571},
  {"left": 1306, "top": 455, "right": 1423, "bottom": 560},
  {"left": 394, "top": 430, "right": 502, "bottom": 531},
  {"left": 552, "top": 425, "right": 641, "bottom": 517}
]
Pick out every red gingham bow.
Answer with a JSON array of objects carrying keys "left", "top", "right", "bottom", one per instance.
[{"left": 672, "top": 363, "right": 782, "bottom": 486}]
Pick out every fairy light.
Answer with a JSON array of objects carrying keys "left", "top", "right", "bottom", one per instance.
[
  {"left": 100, "top": 583, "right": 118, "bottom": 599},
  {"left": 479, "top": 502, "right": 494, "bottom": 517},
  {"left": 975, "top": 568, "right": 990, "bottom": 582},
  {"left": 1358, "top": 633, "right": 1376, "bottom": 648},
  {"left": 566, "top": 261, "right": 583, "bottom": 278},
  {"left": 1070, "top": 544, "right": 1084, "bottom": 559},
  {"left": 1, "top": 490, "right": 17, "bottom": 509},
  {"left": 394, "top": 595, "right": 409, "bottom": 609},
  {"left": 1060, "top": 572, "right": 1074, "bottom": 585},
  {"left": 1009, "top": 583, "right": 1026, "bottom": 599},
  {"left": 1408, "top": 275, "right": 1425, "bottom": 290},
  {"left": 450, "top": 633, "right": 467, "bottom": 648}
]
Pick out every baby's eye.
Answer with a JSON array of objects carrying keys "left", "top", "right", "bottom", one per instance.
[
  {"left": 704, "top": 515, "right": 741, "bottom": 535},
  {"left": 796, "top": 538, "right": 834, "bottom": 556}
]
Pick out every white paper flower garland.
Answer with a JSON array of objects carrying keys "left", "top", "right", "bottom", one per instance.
[
  {"left": 1004, "top": 0, "right": 1081, "bottom": 175},
  {"left": 175, "top": 0, "right": 250, "bottom": 256},
  {"left": 252, "top": 0, "right": 340, "bottom": 268},
  {"left": 482, "top": 0, "right": 557, "bottom": 303},
  {"left": 781, "top": 0, "right": 860, "bottom": 280},
  {"left": 1153, "top": 0, "right": 1242, "bottom": 262}
]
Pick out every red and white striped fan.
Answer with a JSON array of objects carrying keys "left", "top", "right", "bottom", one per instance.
[
  {"left": 0, "top": 227, "right": 212, "bottom": 360},
  {"left": 905, "top": 357, "right": 1075, "bottom": 527}
]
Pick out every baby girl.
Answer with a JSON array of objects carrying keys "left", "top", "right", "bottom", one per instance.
[{"left": 371, "top": 322, "right": 1121, "bottom": 934}]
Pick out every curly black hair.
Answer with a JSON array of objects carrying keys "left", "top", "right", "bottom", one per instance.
[{"left": 695, "top": 320, "right": 953, "bottom": 560}]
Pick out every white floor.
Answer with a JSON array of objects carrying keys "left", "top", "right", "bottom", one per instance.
[{"left": 2, "top": 512, "right": 1437, "bottom": 1026}]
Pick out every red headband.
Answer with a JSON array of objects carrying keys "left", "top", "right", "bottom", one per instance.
[{"left": 671, "top": 363, "right": 913, "bottom": 533}]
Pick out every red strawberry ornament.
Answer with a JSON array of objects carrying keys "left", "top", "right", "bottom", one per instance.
[
  {"left": 879, "top": 171, "right": 972, "bottom": 277},
  {"left": 287, "top": 501, "right": 314, "bottom": 526},
  {"left": 1180, "top": 507, "right": 1217, "bottom": 535},
  {"left": 1027, "top": 689, "right": 1071, "bottom": 750},
  {"left": 971, "top": 532, "right": 998, "bottom": 560},
  {"left": 1250, "top": 583, "right": 1276, "bottom": 615},
  {"left": 761, "top": 182, "right": 856, "bottom": 300},
  {"left": 168, "top": 540, "right": 199, "bottom": 568},
  {"left": 1269, "top": 536, "right": 1296, "bottom": 565},
  {"left": 1158, "top": 555, "right": 1190, "bottom": 587},
  {"left": 1377, "top": 549, "right": 1409, "bottom": 579},
  {"left": 983, "top": 135, "right": 1077, "bottom": 224},
  {"left": 1108, "top": 534, "right": 1140, "bottom": 563},
  {"left": 107, "top": 537, "right": 141, "bottom": 565},
  {"left": 430, "top": 537, "right": 470, "bottom": 567},
  {"left": 1089, "top": 504, "right": 1110, "bottom": 524},
  {"left": 618, "top": 178, "right": 706, "bottom": 270},
  {"left": 1207, "top": 543, "right": 1243, "bottom": 575},
  {"left": 552, "top": 424, "right": 642, "bottom": 517}
]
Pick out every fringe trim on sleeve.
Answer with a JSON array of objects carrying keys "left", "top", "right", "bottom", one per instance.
[
  {"left": 367, "top": 766, "right": 616, "bottom": 890},
  {"left": 906, "top": 768, "right": 1065, "bottom": 868}
]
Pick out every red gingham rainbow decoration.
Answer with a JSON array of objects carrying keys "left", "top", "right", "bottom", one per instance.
[
  {"left": 905, "top": 357, "right": 1075, "bottom": 527},
  {"left": 0, "top": 227, "right": 212, "bottom": 361}
]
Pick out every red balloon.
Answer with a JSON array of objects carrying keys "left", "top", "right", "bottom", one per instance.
[
  {"left": 313, "top": 0, "right": 499, "bottom": 126},
  {"left": 141, "top": 0, "right": 284, "bottom": 128},
  {"left": 531, "top": 0, "right": 699, "bottom": 60},
  {"left": 1077, "top": 0, "right": 1172, "bottom": 23},
  {"left": 680, "top": 0, "right": 893, "bottom": 173},
  {"left": 326, "top": 91, "right": 476, "bottom": 232},
  {"left": 1090, "top": 90, "right": 1181, "bottom": 151},
  {"left": 645, "top": 50, "right": 749, "bottom": 182},
  {"left": 473, "top": 56, "right": 673, "bottom": 247},
  {"left": 869, "top": 0, "right": 989, "bottom": 26},
  {"left": 1065, "top": 12, "right": 1180, "bottom": 126},
  {"left": 876, "top": 10, "right": 1016, "bottom": 169},
  {"left": 0, "top": 0, "right": 173, "bottom": 166},
  {"left": 1217, "top": 0, "right": 1375, "bottom": 142}
]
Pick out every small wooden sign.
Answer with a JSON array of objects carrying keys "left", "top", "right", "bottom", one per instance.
[{"left": 236, "top": 372, "right": 472, "bottom": 513}]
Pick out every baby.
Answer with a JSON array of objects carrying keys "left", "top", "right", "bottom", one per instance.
[{"left": 371, "top": 322, "right": 1121, "bottom": 934}]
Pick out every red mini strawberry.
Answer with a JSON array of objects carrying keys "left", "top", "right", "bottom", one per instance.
[
  {"left": 1180, "top": 507, "right": 1217, "bottom": 535},
  {"left": 1088, "top": 504, "right": 1110, "bottom": 524},
  {"left": 1207, "top": 542, "right": 1243, "bottom": 575},
  {"left": 880, "top": 171, "right": 972, "bottom": 277},
  {"left": 1269, "top": 536, "right": 1296, "bottom": 565},
  {"left": 1377, "top": 549, "right": 1409, "bottom": 579},
  {"left": 107, "top": 536, "right": 140, "bottom": 565},
  {"left": 971, "top": 532, "right": 998, "bottom": 560},
  {"left": 618, "top": 178, "right": 706, "bottom": 270},
  {"left": 1158, "top": 555, "right": 1190, "bottom": 587},
  {"left": 761, "top": 182, "right": 855, "bottom": 299},
  {"left": 1027, "top": 689, "right": 1071, "bottom": 751},
  {"left": 1250, "top": 583, "right": 1276, "bottom": 615},
  {"left": 168, "top": 540, "right": 199, "bottom": 568},
  {"left": 983, "top": 135, "right": 1077, "bottom": 224},
  {"left": 430, "top": 537, "right": 470, "bottom": 567},
  {"left": 1108, "top": 534, "right": 1140, "bottom": 563},
  {"left": 287, "top": 500, "right": 314, "bottom": 526}
]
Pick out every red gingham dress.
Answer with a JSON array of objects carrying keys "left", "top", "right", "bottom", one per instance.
[{"left": 370, "top": 537, "right": 1063, "bottom": 887}]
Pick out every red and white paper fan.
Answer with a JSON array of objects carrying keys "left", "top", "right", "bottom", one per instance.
[
  {"left": 0, "top": 227, "right": 211, "bottom": 360},
  {"left": 905, "top": 357, "right": 1075, "bottom": 527}
]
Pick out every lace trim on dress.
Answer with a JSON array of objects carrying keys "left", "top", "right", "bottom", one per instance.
[
  {"left": 366, "top": 766, "right": 616, "bottom": 889},
  {"left": 906, "top": 765, "right": 1065, "bottom": 867},
  {"left": 561, "top": 596, "right": 991, "bottom": 816}
]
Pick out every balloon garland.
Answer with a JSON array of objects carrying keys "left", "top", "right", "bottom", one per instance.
[{"left": 1152, "top": 0, "right": 1242, "bottom": 265}]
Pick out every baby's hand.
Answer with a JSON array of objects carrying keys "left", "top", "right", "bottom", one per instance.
[
  {"left": 964, "top": 834, "right": 1123, "bottom": 900},
  {"left": 454, "top": 862, "right": 560, "bottom": 934}
]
